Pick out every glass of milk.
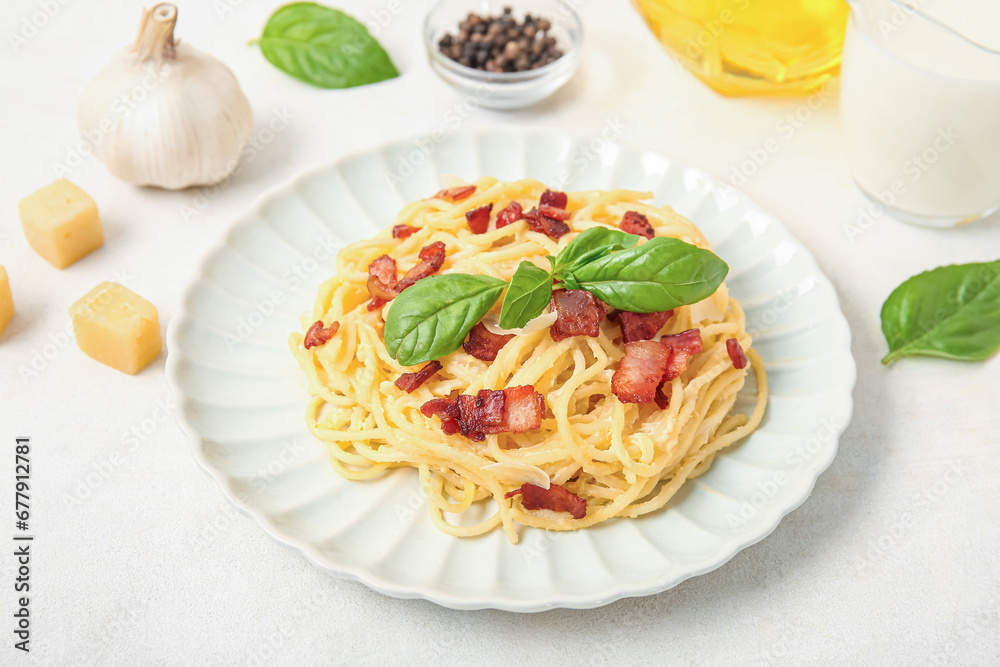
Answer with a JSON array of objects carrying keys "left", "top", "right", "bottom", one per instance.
[{"left": 840, "top": 0, "right": 1000, "bottom": 228}]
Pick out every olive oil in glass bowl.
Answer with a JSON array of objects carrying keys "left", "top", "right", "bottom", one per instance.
[{"left": 633, "top": 0, "right": 850, "bottom": 96}]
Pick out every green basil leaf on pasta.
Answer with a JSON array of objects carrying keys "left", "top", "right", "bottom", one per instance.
[
  {"left": 385, "top": 274, "right": 506, "bottom": 366},
  {"left": 551, "top": 227, "right": 641, "bottom": 276},
  {"left": 498, "top": 261, "right": 553, "bottom": 329},
  {"left": 881, "top": 259, "right": 1000, "bottom": 364},
  {"left": 571, "top": 237, "right": 728, "bottom": 312},
  {"left": 256, "top": 3, "right": 399, "bottom": 89}
]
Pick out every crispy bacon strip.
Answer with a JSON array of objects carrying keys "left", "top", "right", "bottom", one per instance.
[
  {"left": 421, "top": 398, "right": 461, "bottom": 435},
  {"left": 496, "top": 201, "right": 523, "bottom": 228},
  {"left": 392, "top": 224, "right": 418, "bottom": 239},
  {"left": 421, "top": 386, "right": 544, "bottom": 439},
  {"left": 303, "top": 320, "right": 340, "bottom": 350},
  {"left": 491, "top": 385, "right": 544, "bottom": 434},
  {"left": 619, "top": 310, "right": 673, "bottom": 343},
  {"left": 456, "top": 389, "right": 506, "bottom": 441},
  {"left": 538, "top": 204, "right": 571, "bottom": 221},
  {"left": 662, "top": 329, "right": 704, "bottom": 381},
  {"left": 434, "top": 185, "right": 476, "bottom": 202},
  {"left": 523, "top": 207, "right": 570, "bottom": 240},
  {"left": 539, "top": 189, "right": 568, "bottom": 209},
  {"left": 463, "top": 323, "right": 514, "bottom": 361},
  {"left": 505, "top": 483, "right": 586, "bottom": 519},
  {"left": 620, "top": 210, "right": 655, "bottom": 239},
  {"left": 366, "top": 254, "right": 399, "bottom": 310},
  {"left": 397, "top": 241, "right": 446, "bottom": 292},
  {"left": 465, "top": 203, "right": 493, "bottom": 234},
  {"left": 550, "top": 289, "right": 606, "bottom": 341},
  {"left": 394, "top": 360, "right": 442, "bottom": 393},
  {"left": 611, "top": 340, "right": 670, "bottom": 403},
  {"left": 727, "top": 338, "right": 748, "bottom": 369}
]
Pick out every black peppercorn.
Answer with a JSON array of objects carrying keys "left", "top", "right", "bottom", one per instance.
[{"left": 438, "top": 7, "right": 565, "bottom": 73}]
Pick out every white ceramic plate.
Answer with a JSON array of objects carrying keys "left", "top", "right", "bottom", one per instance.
[{"left": 166, "top": 128, "right": 855, "bottom": 612}]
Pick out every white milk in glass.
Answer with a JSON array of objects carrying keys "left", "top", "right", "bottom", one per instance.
[{"left": 840, "top": 0, "right": 1000, "bottom": 226}]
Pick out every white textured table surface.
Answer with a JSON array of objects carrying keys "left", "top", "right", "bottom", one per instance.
[{"left": 2, "top": 0, "right": 998, "bottom": 665}]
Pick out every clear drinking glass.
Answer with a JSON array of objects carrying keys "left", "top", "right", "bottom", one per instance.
[{"left": 840, "top": 0, "right": 1000, "bottom": 228}]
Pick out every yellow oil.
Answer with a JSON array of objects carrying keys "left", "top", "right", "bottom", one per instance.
[{"left": 633, "top": 0, "right": 850, "bottom": 96}]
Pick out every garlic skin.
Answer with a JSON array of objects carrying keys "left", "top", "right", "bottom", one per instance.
[{"left": 78, "top": 4, "right": 253, "bottom": 190}]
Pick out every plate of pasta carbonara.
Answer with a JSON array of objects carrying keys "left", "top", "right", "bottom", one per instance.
[{"left": 166, "top": 128, "right": 855, "bottom": 611}]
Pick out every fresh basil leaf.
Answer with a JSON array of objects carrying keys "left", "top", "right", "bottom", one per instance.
[
  {"left": 498, "top": 262, "right": 553, "bottom": 329},
  {"left": 881, "top": 259, "right": 1000, "bottom": 364},
  {"left": 384, "top": 274, "right": 505, "bottom": 366},
  {"left": 256, "top": 3, "right": 399, "bottom": 89},
  {"left": 571, "top": 237, "right": 728, "bottom": 312},
  {"left": 551, "top": 227, "right": 641, "bottom": 276}
]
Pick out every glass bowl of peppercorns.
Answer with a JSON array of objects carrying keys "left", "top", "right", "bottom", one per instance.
[{"left": 425, "top": 1, "right": 583, "bottom": 110}]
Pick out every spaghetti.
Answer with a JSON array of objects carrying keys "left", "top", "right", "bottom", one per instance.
[{"left": 290, "top": 178, "right": 767, "bottom": 544}]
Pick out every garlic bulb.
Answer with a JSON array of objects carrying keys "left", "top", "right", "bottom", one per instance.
[{"left": 78, "top": 3, "right": 253, "bottom": 190}]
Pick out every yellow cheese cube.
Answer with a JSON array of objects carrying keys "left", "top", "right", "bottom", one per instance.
[
  {"left": 0, "top": 266, "right": 13, "bottom": 338},
  {"left": 69, "top": 282, "right": 162, "bottom": 375},
  {"left": 18, "top": 179, "right": 104, "bottom": 269}
]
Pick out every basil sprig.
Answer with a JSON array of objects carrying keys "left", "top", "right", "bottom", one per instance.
[
  {"left": 571, "top": 237, "right": 729, "bottom": 313},
  {"left": 384, "top": 228, "right": 729, "bottom": 366},
  {"left": 498, "top": 262, "right": 553, "bottom": 330},
  {"left": 255, "top": 3, "right": 399, "bottom": 89},
  {"left": 385, "top": 274, "right": 506, "bottom": 366},
  {"left": 881, "top": 259, "right": 1000, "bottom": 364}
]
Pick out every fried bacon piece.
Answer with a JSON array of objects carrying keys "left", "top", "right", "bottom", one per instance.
[
  {"left": 456, "top": 389, "right": 506, "bottom": 440},
  {"left": 727, "top": 338, "right": 748, "bottom": 369},
  {"left": 495, "top": 201, "right": 523, "bottom": 228},
  {"left": 538, "top": 204, "right": 571, "bottom": 221},
  {"left": 539, "top": 189, "right": 568, "bottom": 209},
  {"left": 550, "top": 289, "right": 607, "bottom": 341},
  {"left": 620, "top": 210, "right": 655, "bottom": 239},
  {"left": 618, "top": 310, "right": 673, "bottom": 343},
  {"left": 662, "top": 329, "right": 704, "bottom": 381},
  {"left": 523, "top": 207, "right": 570, "bottom": 240},
  {"left": 366, "top": 254, "right": 399, "bottom": 310},
  {"left": 397, "top": 241, "right": 446, "bottom": 292},
  {"left": 394, "top": 360, "right": 442, "bottom": 393},
  {"left": 465, "top": 203, "right": 493, "bottom": 234},
  {"left": 434, "top": 185, "right": 476, "bottom": 202},
  {"left": 421, "top": 386, "right": 544, "bottom": 440},
  {"left": 463, "top": 322, "right": 514, "bottom": 361},
  {"left": 421, "top": 398, "right": 461, "bottom": 435},
  {"left": 392, "top": 224, "right": 418, "bottom": 239},
  {"left": 505, "top": 483, "right": 586, "bottom": 519},
  {"left": 492, "top": 385, "right": 544, "bottom": 434},
  {"left": 611, "top": 340, "right": 670, "bottom": 403},
  {"left": 303, "top": 320, "right": 340, "bottom": 349}
]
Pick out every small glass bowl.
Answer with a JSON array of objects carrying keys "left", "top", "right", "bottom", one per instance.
[{"left": 425, "top": 0, "right": 583, "bottom": 110}]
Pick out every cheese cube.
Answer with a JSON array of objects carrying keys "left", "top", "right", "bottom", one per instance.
[
  {"left": 0, "top": 266, "right": 13, "bottom": 338},
  {"left": 18, "top": 179, "right": 104, "bottom": 269},
  {"left": 69, "top": 282, "right": 162, "bottom": 375}
]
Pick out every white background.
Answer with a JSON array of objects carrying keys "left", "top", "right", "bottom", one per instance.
[{"left": 2, "top": 0, "right": 999, "bottom": 665}]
